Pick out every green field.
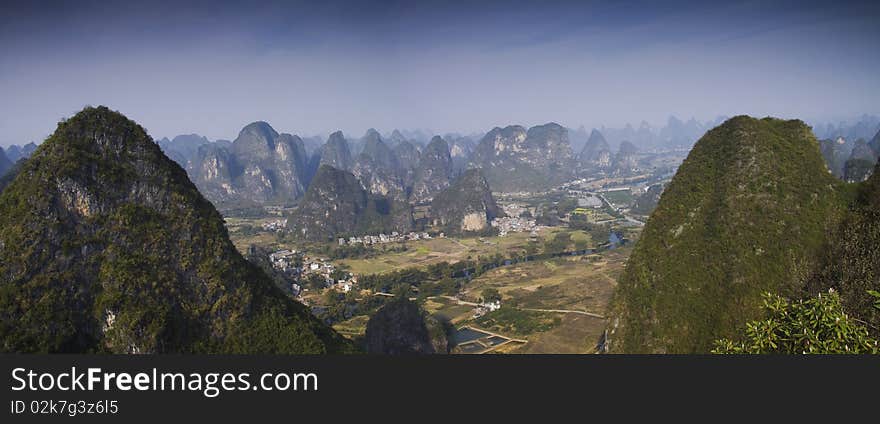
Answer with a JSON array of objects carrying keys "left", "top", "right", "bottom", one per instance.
[
  {"left": 600, "top": 189, "right": 635, "bottom": 207},
  {"left": 419, "top": 245, "right": 632, "bottom": 353},
  {"left": 224, "top": 214, "right": 640, "bottom": 353}
]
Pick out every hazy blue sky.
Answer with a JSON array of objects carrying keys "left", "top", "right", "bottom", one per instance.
[{"left": 1, "top": 0, "right": 878, "bottom": 146}]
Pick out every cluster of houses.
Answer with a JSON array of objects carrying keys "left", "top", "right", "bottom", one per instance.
[
  {"left": 268, "top": 249, "right": 298, "bottom": 272},
  {"left": 338, "top": 231, "right": 438, "bottom": 246},
  {"left": 261, "top": 218, "right": 288, "bottom": 232},
  {"left": 268, "top": 249, "right": 357, "bottom": 295},
  {"left": 491, "top": 216, "right": 539, "bottom": 237},
  {"left": 472, "top": 300, "right": 502, "bottom": 318},
  {"left": 492, "top": 203, "right": 542, "bottom": 237},
  {"left": 501, "top": 203, "right": 530, "bottom": 218}
]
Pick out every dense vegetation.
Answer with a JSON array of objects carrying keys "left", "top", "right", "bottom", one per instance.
[
  {"left": 611, "top": 116, "right": 849, "bottom": 353},
  {"left": 713, "top": 291, "right": 878, "bottom": 354},
  {"left": 287, "top": 165, "right": 414, "bottom": 241},
  {"left": 805, "top": 161, "right": 880, "bottom": 332},
  {"left": 364, "top": 298, "right": 447, "bottom": 354},
  {"left": 475, "top": 308, "right": 561, "bottom": 336},
  {"left": 430, "top": 168, "right": 500, "bottom": 234},
  {"left": 0, "top": 106, "right": 352, "bottom": 353}
]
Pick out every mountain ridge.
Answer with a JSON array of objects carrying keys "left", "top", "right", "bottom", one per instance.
[{"left": 0, "top": 106, "right": 351, "bottom": 354}]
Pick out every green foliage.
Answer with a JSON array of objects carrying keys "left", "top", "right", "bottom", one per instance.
[
  {"left": 475, "top": 308, "right": 560, "bottom": 336},
  {"left": 805, "top": 164, "right": 880, "bottom": 332},
  {"left": 869, "top": 290, "right": 880, "bottom": 311},
  {"left": 543, "top": 232, "right": 572, "bottom": 254},
  {"left": 713, "top": 291, "right": 879, "bottom": 354},
  {"left": 0, "top": 106, "right": 353, "bottom": 354},
  {"left": 481, "top": 288, "right": 502, "bottom": 303},
  {"left": 613, "top": 116, "right": 847, "bottom": 353},
  {"left": 302, "top": 274, "right": 328, "bottom": 291},
  {"left": 556, "top": 197, "right": 579, "bottom": 217}
]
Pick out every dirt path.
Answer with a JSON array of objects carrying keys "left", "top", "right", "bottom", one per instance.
[
  {"left": 434, "top": 296, "right": 606, "bottom": 319},
  {"left": 520, "top": 308, "right": 606, "bottom": 319}
]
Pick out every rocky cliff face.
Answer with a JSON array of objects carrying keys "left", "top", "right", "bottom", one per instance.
[
  {"left": 579, "top": 129, "right": 612, "bottom": 170},
  {"left": 819, "top": 137, "right": 849, "bottom": 178},
  {"left": 287, "top": 165, "right": 413, "bottom": 241},
  {"left": 393, "top": 140, "right": 421, "bottom": 189},
  {"left": 4, "top": 142, "right": 38, "bottom": 163},
  {"left": 360, "top": 128, "right": 399, "bottom": 171},
  {"left": 365, "top": 299, "right": 447, "bottom": 354},
  {"left": 613, "top": 141, "right": 639, "bottom": 174},
  {"left": 319, "top": 130, "right": 354, "bottom": 171},
  {"left": 844, "top": 138, "right": 878, "bottom": 183},
  {"left": 157, "top": 134, "right": 210, "bottom": 168},
  {"left": 192, "top": 143, "right": 238, "bottom": 202},
  {"left": 444, "top": 135, "right": 476, "bottom": 173},
  {"left": 430, "top": 169, "right": 499, "bottom": 234},
  {"left": 232, "top": 123, "right": 310, "bottom": 202},
  {"left": 411, "top": 136, "right": 452, "bottom": 204},
  {"left": 470, "top": 123, "right": 574, "bottom": 192},
  {"left": 190, "top": 122, "right": 310, "bottom": 206},
  {"left": 352, "top": 129, "right": 407, "bottom": 201},
  {"left": 388, "top": 129, "right": 408, "bottom": 147},
  {"left": 288, "top": 165, "right": 369, "bottom": 240},
  {"left": 0, "top": 106, "right": 351, "bottom": 354},
  {"left": 871, "top": 129, "right": 880, "bottom": 155},
  {"left": 0, "top": 147, "right": 11, "bottom": 176}
]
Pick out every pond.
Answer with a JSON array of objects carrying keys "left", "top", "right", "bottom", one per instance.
[
  {"left": 450, "top": 327, "right": 493, "bottom": 345},
  {"left": 608, "top": 231, "right": 622, "bottom": 248},
  {"left": 486, "top": 336, "right": 507, "bottom": 346}
]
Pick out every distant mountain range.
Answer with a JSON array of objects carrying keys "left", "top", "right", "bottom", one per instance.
[
  {"left": 0, "top": 146, "right": 12, "bottom": 177},
  {"left": 16, "top": 114, "right": 875, "bottom": 244},
  {"left": 811, "top": 114, "right": 880, "bottom": 143},
  {"left": 151, "top": 118, "right": 875, "bottom": 243},
  {"left": 4, "top": 107, "right": 878, "bottom": 354},
  {"left": 3, "top": 142, "right": 38, "bottom": 163}
]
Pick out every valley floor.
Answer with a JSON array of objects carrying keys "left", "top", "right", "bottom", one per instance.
[{"left": 222, "top": 171, "right": 661, "bottom": 353}]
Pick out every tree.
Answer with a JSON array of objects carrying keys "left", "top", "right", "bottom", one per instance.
[
  {"left": 556, "top": 197, "right": 578, "bottom": 217},
  {"left": 481, "top": 288, "right": 502, "bottom": 304},
  {"left": 713, "top": 290, "right": 879, "bottom": 354},
  {"left": 330, "top": 268, "right": 349, "bottom": 282},
  {"left": 302, "top": 274, "right": 327, "bottom": 291},
  {"left": 392, "top": 283, "right": 413, "bottom": 299}
]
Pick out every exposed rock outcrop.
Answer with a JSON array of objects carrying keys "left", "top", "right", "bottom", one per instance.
[
  {"left": 470, "top": 122, "right": 574, "bottom": 192},
  {"left": 365, "top": 299, "right": 447, "bottom": 354},
  {"left": 287, "top": 165, "right": 413, "bottom": 241},
  {"left": 430, "top": 169, "right": 499, "bottom": 234},
  {"left": 411, "top": 136, "right": 453, "bottom": 204},
  {"left": 0, "top": 106, "right": 352, "bottom": 354}
]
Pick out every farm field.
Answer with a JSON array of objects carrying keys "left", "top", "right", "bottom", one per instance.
[
  {"left": 422, "top": 245, "right": 632, "bottom": 353},
  {"left": 225, "top": 213, "right": 640, "bottom": 354}
]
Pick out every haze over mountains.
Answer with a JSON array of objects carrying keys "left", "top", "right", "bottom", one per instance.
[
  {"left": 7, "top": 112, "right": 879, "bottom": 246},
  {"left": 10, "top": 111, "right": 876, "bottom": 243},
  {"left": 2, "top": 104, "right": 879, "bottom": 355},
  {"left": 0, "top": 147, "right": 11, "bottom": 176}
]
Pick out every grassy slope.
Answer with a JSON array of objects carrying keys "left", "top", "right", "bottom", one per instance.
[
  {"left": 611, "top": 116, "right": 848, "bottom": 353},
  {"left": 0, "top": 107, "right": 352, "bottom": 353}
]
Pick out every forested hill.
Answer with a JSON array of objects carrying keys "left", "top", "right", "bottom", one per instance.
[
  {"left": 0, "top": 106, "right": 352, "bottom": 354},
  {"left": 610, "top": 116, "right": 850, "bottom": 353}
]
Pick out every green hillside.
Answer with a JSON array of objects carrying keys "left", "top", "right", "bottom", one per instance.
[
  {"left": 610, "top": 116, "right": 848, "bottom": 353},
  {"left": 0, "top": 106, "right": 352, "bottom": 354}
]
